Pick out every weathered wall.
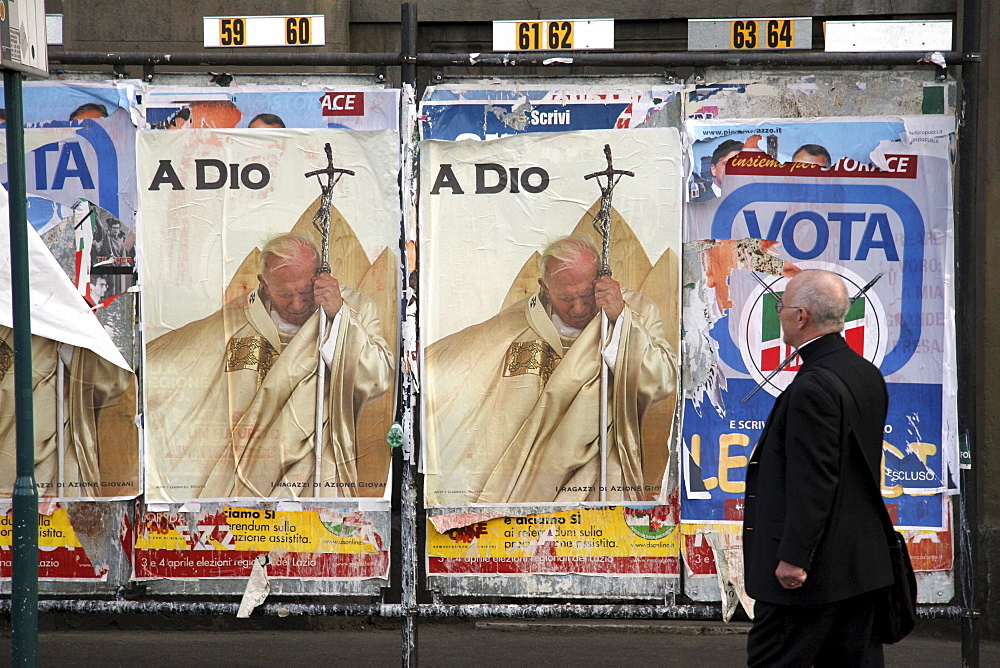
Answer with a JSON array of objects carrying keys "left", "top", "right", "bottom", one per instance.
[
  {"left": 54, "top": 0, "right": 351, "bottom": 76},
  {"left": 352, "top": 1, "right": 956, "bottom": 22},
  {"left": 47, "top": 1, "right": 960, "bottom": 81},
  {"left": 60, "top": 1, "right": 350, "bottom": 52}
]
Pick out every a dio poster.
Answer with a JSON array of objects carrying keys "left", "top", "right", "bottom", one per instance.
[
  {"left": 420, "top": 128, "right": 682, "bottom": 576},
  {"left": 679, "top": 117, "right": 957, "bottom": 539},
  {"left": 137, "top": 127, "right": 399, "bottom": 580},
  {"left": 139, "top": 128, "right": 400, "bottom": 502}
]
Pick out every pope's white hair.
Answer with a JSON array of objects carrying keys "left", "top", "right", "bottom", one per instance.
[
  {"left": 538, "top": 236, "right": 600, "bottom": 281},
  {"left": 259, "top": 233, "right": 320, "bottom": 278}
]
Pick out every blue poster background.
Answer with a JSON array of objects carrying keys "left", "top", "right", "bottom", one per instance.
[{"left": 420, "top": 85, "right": 681, "bottom": 140}]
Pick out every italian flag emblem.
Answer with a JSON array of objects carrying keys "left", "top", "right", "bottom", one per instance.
[{"left": 759, "top": 291, "right": 866, "bottom": 372}]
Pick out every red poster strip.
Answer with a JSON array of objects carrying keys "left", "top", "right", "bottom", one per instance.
[{"left": 0, "top": 547, "right": 105, "bottom": 580}]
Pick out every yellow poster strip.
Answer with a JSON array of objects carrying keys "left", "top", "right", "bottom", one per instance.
[
  {"left": 429, "top": 507, "right": 678, "bottom": 559},
  {"left": 136, "top": 506, "right": 380, "bottom": 555},
  {"left": 0, "top": 508, "right": 84, "bottom": 549}
]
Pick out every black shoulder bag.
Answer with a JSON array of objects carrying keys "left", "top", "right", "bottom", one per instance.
[{"left": 818, "top": 368, "right": 918, "bottom": 644}]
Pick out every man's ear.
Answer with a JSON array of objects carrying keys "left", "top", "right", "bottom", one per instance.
[
  {"left": 257, "top": 273, "right": 267, "bottom": 296},
  {"left": 537, "top": 277, "right": 545, "bottom": 291}
]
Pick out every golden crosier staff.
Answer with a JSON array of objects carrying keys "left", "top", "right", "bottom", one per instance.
[
  {"left": 584, "top": 144, "right": 633, "bottom": 502},
  {"left": 304, "top": 143, "right": 355, "bottom": 497}
]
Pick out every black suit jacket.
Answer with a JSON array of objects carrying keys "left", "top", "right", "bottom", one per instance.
[{"left": 742, "top": 333, "right": 894, "bottom": 605}]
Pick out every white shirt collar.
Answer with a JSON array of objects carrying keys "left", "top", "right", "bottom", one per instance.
[
  {"left": 270, "top": 307, "right": 303, "bottom": 335},
  {"left": 551, "top": 312, "right": 584, "bottom": 339}
]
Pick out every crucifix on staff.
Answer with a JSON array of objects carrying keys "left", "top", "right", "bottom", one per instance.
[
  {"left": 584, "top": 144, "right": 634, "bottom": 502},
  {"left": 305, "top": 143, "right": 355, "bottom": 496}
]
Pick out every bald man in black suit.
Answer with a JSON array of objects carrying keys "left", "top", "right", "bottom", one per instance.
[{"left": 743, "top": 269, "right": 894, "bottom": 667}]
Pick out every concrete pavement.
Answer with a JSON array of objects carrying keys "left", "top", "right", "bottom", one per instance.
[{"left": 0, "top": 616, "right": 994, "bottom": 666}]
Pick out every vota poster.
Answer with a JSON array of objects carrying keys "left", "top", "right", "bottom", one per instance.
[{"left": 680, "top": 116, "right": 957, "bottom": 531}]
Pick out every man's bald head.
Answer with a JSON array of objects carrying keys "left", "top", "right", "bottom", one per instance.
[{"left": 779, "top": 269, "right": 850, "bottom": 347}]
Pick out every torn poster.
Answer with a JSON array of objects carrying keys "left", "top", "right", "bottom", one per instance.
[
  {"left": 143, "top": 85, "right": 399, "bottom": 131},
  {"left": 427, "top": 504, "right": 679, "bottom": 576},
  {"left": 237, "top": 554, "right": 271, "bottom": 617},
  {"left": 0, "top": 80, "right": 141, "bottom": 361},
  {"left": 706, "top": 528, "right": 754, "bottom": 621},
  {"left": 1, "top": 80, "right": 139, "bottom": 244},
  {"left": 0, "top": 503, "right": 123, "bottom": 580},
  {"left": 680, "top": 117, "right": 957, "bottom": 531},
  {"left": 419, "top": 82, "right": 682, "bottom": 140},
  {"left": 134, "top": 504, "right": 389, "bottom": 580}
]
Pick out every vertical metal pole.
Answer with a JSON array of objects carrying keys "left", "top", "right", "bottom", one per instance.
[
  {"left": 957, "top": 0, "right": 983, "bottom": 664},
  {"left": 400, "top": 3, "right": 419, "bottom": 667},
  {"left": 599, "top": 314, "right": 608, "bottom": 502},
  {"left": 401, "top": 3, "right": 417, "bottom": 89},
  {"left": 314, "top": 311, "right": 327, "bottom": 497},
  {"left": 56, "top": 358, "right": 65, "bottom": 492},
  {"left": 5, "top": 67, "right": 39, "bottom": 667}
]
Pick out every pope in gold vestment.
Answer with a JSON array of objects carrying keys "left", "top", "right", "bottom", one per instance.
[
  {"left": 425, "top": 287, "right": 677, "bottom": 505},
  {"left": 145, "top": 285, "right": 393, "bottom": 501},
  {"left": 0, "top": 327, "right": 136, "bottom": 498}
]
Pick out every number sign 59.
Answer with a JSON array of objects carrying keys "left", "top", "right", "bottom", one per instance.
[{"left": 220, "top": 18, "right": 245, "bottom": 46}]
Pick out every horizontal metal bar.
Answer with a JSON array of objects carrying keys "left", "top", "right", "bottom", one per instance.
[
  {"left": 8, "top": 599, "right": 716, "bottom": 619},
  {"left": 48, "top": 51, "right": 399, "bottom": 67},
  {"left": 0, "top": 599, "right": 971, "bottom": 619},
  {"left": 417, "top": 603, "right": 721, "bottom": 619},
  {"left": 920, "top": 605, "right": 978, "bottom": 619},
  {"left": 46, "top": 50, "right": 972, "bottom": 70},
  {"left": 0, "top": 599, "right": 399, "bottom": 616},
  {"left": 420, "top": 603, "right": 970, "bottom": 619},
  {"left": 419, "top": 50, "right": 967, "bottom": 68}
]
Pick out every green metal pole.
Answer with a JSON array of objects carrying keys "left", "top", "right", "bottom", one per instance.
[{"left": 4, "top": 67, "right": 39, "bottom": 667}]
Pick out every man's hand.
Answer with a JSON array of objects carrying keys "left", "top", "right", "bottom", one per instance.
[
  {"left": 313, "top": 273, "right": 344, "bottom": 317},
  {"left": 594, "top": 275, "right": 625, "bottom": 321},
  {"left": 775, "top": 560, "right": 807, "bottom": 589}
]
